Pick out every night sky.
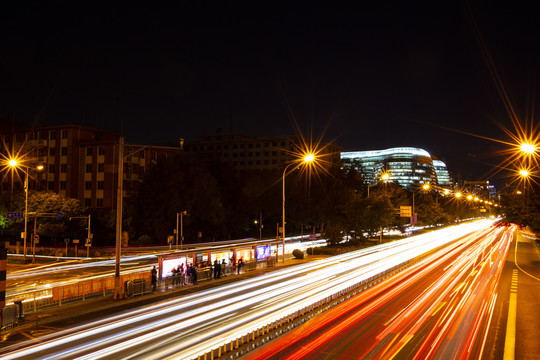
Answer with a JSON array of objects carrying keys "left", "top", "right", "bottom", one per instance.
[{"left": 1, "top": 2, "right": 538, "bottom": 188}]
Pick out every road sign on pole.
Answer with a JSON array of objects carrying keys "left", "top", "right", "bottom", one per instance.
[{"left": 400, "top": 206, "right": 412, "bottom": 217}]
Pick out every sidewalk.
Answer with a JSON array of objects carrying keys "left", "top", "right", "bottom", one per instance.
[{"left": 2, "top": 256, "right": 327, "bottom": 338}]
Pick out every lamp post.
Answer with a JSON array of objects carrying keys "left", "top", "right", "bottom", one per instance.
[
  {"left": 519, "top": 169, "right": 529, "bottom": 217},
  {"left": 282, "top": 153, "right": 315, "bottom": 263},
  {"left": 7, "top": 160, "right": 40, "bottom": 261},
  {"left": 411, "top": 183, "right": 430, "bottom": 225},
  {"left": 367, "top": 172, "right": 390, "bottom": 198},
  {"left": 176, "top": 210, "right": 189, "bottom": 250}
]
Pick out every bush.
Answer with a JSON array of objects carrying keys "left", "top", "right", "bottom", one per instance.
[{"left": 292, "top": 249, "right": 304, "bottom": 259}]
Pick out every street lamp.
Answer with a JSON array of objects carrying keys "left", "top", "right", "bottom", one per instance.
[
  {"left": 520, "top": 142, "right": 536, "bottom": 155},
  {"left": 282, "top": 153, "right": 316, "bottom": 263},
  {"left": 7, "top": 159, "right": 41, "bottom": 261},
  {"left": 368, "top": 172, "right": 390, "bottom": 198},
  {"left": 411, "top": 183, "right": 430, "bottom": 225},
  {"left": 176, "top": 210, "right": 189, "bottom": 250}
]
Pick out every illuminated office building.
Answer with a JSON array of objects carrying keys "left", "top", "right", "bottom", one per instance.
[
  {"left": 433, "top": 159, "right": 452, "bottom": 186},
  {"left": 341, "top": 147, "right": 451, "bottom": 190}
]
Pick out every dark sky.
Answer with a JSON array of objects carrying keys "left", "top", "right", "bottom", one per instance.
[{"left": 1, "top": 2, "right": 538, "bottom": 187}]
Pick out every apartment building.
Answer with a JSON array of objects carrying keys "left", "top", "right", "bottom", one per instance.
[
  {"left": 0, "top": 123, "right": 180, "bottom": 210},
  {"left": 184, "top": 133, "right": 341, "bottom": 170}
]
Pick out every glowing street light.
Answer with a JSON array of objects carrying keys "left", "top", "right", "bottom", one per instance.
[
  {"left": 520, "top": 142, "right": 537, "bottom": 155},
  {"left": 519, "top": 169, "right": 529, "bottom": 177},
  {"left": 6, "top": 158, "right": 44, "bottom": 261},
  {"left": 455, "top": 192, "right": 462, "bottom": 198},
  {"left": 282, "top": 153, "right": 316, "bottom": 263}
]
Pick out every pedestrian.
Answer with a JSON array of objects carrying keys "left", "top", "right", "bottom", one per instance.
[
  {"left": 179, "top": 263, "right": 185, "bottom": 285},
  {"left": 171, "top": 266, "right": 177, "bottom": 286},
  {"left": 151, "top": 266, "right": 157, "bottom": 292},
  {"left": 213, "top": 260, "right": 219, "bottom": 279},
  {"left": 191, "top": 265, "right": 198, "bottom": 285},
  {"left": 186, "top": 265, "right": 192, "bottom": 285},
  {"left": 237, "top": 257, "right": 244, "bottom": 274},
  {"left": 221, "top": 259, "right": 226, "bottom": 277}
]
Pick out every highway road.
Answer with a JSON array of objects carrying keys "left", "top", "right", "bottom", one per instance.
[
  {"left": 0, "top": 220, "right": 496, "bottom": 360},
  {"left": 245, "top": 224, "right": 515, "bottom": 360}
]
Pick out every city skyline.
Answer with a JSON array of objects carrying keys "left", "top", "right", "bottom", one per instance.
[{"left": 2, "top": 2, "right": 538, "bottom": 187}]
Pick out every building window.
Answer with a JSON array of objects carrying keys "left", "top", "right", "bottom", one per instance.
[
  {"left": 60, "top": 181, "right": 66, "bottom": 190},
  {"left": 48, "top": 164, "right": 55, "bottom": 173},
  {"left": 38, "top": 148, "right": 45, "bottom": 156},
  {"left": 61, "top": 146, "right": 67, "bottom": 156},
  {"left": 256, "top": 160, "right": 261, "bottom": 165},
  {"left": 49, "top": 147, "right": 56, "bottom": 156},
  {"left": 61, "top": 130, "right": 68, "bottom": 139},
  {"left": 86, "top": 147, "right": 93, "bottom": 156},
  {"left": 84, "top": 198, "right": 91, "bottom": 207},
  {"left": 48, "top": 181, "right": 54, "bottom": 190},
  {"left": 264, "top": 160, "right": 269, "bottom": 165},
  {"left": 49, "top": 131, "right": 56, "bottom": 140},
  {"left": 98, "top": 163, "right": 104, "bottom": 172},
  {"left": 97, "top": 181, "right": 104, "bottom": 190},
  {"left": 248, "top": 144, "right": 253, "bottom": 149},
  {"left": 256, "top": 143, "right": 261, "bottom": 148},
  {"left": 98, "top": 146, "right": 105, "bottom": 155},
  {"left": 264, "top": 151, "right": 269, "bottom": 156},
  {"left": 86, "top": 164, "right": 92, "bottom": 173},
  {"left": 96, "top": 198, "right": 103, "bottom": 208},
  {"left": 60, "top": 164, "right": 67, "bottom": 173},
  {"left": 85, "top": 181, "right": 92, "bottom": 190}
]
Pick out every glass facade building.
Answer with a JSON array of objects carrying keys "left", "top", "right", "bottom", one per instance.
[{"left": 341, "top": 147, "right": 451, "bottom": 190}]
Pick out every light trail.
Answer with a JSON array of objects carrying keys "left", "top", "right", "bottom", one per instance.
[
  {"left": 246, "top": 222, "right": 513, "bottom": 360},
  {"left": 0, "top": 220, "right": 496, "bottom": 360}
]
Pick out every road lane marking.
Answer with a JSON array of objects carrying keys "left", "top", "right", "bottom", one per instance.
[
  {"left": 389, "top": 334, "right": 414, "bottom": 360},
  {"left": 431, "top": 301, "right": 446, "bottom": 316},
  {"left": 503, "top": 269, "right": 518, "bottom": 360}
]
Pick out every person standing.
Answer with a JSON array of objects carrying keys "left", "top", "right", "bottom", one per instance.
[
  {"left": 213, "top": 260, "right": 219, "bottom": 279},
  {"left": 151, "top": 266, "right": 157, "bottom": 292},
  {"left": 191, "top": 264, "right": 198, "bottom": 285}
]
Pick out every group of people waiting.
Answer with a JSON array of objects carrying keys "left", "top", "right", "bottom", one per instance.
[
  {"left": 170, "top": 263, "right": 198, "bottom": 285},
  {"left": 171, "top": 257, "right": 247, "bottom": 285},
  {"left": 151, "top": 257, "right": 248, "bottom": 292}
]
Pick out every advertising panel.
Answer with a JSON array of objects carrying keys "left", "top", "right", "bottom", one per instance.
[
  {"left": 162, "top": 257, "right": 187, "bottom": 278},
  {"left": 236, "top": 248, "right": 252, "bottom": 261},
  {"left": 256, "top": 245, "right": 271, "bottom": 260}
]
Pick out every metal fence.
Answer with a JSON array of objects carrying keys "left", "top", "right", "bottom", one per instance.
[{"left": 2, "top": 258, "right": 277, "bottom": 331}]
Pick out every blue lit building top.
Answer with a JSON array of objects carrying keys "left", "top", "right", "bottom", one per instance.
[{"left": 341, "top": 147, "right": 451, "bottom": 190}]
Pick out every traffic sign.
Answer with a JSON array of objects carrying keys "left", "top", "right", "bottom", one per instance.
[
  {"left": 400, "top": 206, "right": 412, "bottom": 217},
  {"left": 57, "top": 212, "right": 64, "bottom": 219},
  {"left": 73, "top": 239, "right": 80, "bottom": 244},
  {"left": 64, "top": 238, "right": 70, "bottom": 244},
  {"left": 167, "top": 235, "right": 174, "bottom": 244},
  {"left": 85, "top": 238, "right": 92, "bottom": 246},
  {"left": 33, "top": 234, "right": 40, "bottom": 244},
  {"left": 7, "top": 212, "right": 24, "bottom": 219}
]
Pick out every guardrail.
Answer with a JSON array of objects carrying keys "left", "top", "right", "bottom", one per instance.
[{"left": 190, "top": 254, "right": 428, "bottom": 360}]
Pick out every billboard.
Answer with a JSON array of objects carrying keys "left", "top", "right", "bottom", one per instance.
[
  {"left": 162, "top": 257, "right": 187, "bottom": 278},
  {"left": 256, "top": 245, "right": 271, "bottom": 260}
]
